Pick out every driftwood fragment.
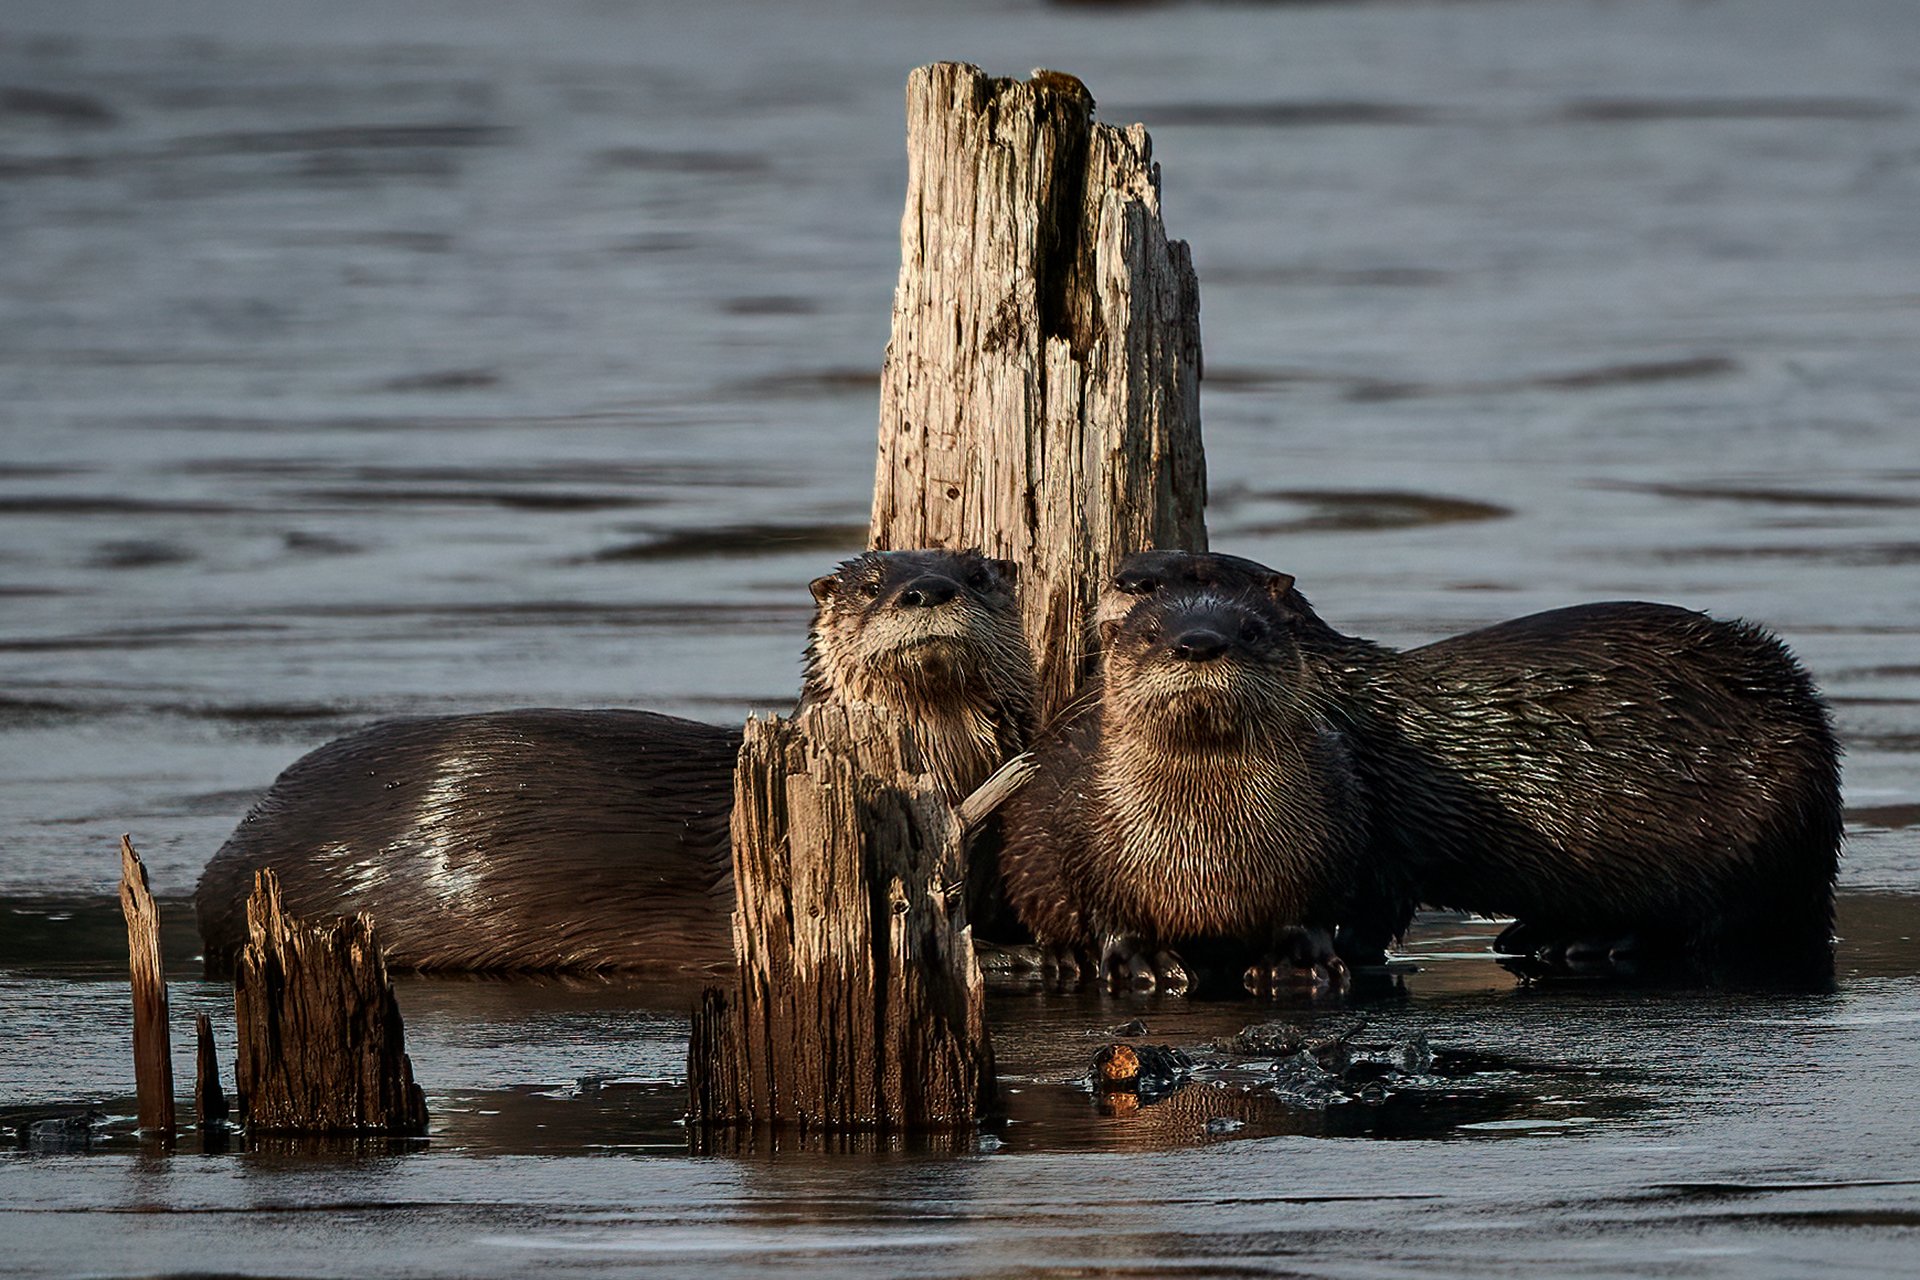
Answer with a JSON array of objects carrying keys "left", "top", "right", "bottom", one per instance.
[
  {"left": 232, "top": 870, "right": 427, "bottom": 1135},
  {"left": 117, "top": 835, "right": 174, "bottom": 1142},
  {"left": 871, "top": 62, "right": 1208, "bottom": 719},
  {"left": 688, "top": 704, "right": 991, "bottom": 1132}
]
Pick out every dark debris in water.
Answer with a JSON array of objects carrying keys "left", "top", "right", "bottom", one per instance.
[
  {"left": 1076, "top": 1017, "right": 1600, "bottom": 1142},
  {"left": 3, "top": 1107, "right": 105, "bottom": 1153}
]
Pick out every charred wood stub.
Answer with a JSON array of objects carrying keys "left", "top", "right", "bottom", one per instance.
[
  {"left": 232, "top": 870, "right": 427, "bottom": 1136},
  {"left": 687, "top": 703, "right": 993, "bottom": 1134},
  {"left": 194, "top": 1013, "right": 229, "bottom": 1129},
  {"left": 871, "top": 62, "right": 1208, "bottom": 720},
  {"left": 118, "top": 835, "right": 175, "bottom": 1143}
]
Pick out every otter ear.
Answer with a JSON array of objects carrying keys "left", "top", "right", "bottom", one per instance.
[
  {"left": 1265, "top": 572, "right": 1296, "bottom": 600},
  {"left": 987, "top": 558, "right": 1018, "bottom": 586},
  {"left": 809, "top": 574, "right": 837, "bottom": 604}
]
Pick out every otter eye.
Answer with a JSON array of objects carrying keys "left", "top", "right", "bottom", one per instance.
[
  {"left": 1115, "top": 574, "right": 1158, "bottom": 596},
  {"left": 967, "top": 567, "right": 991, "bottom": 590}
]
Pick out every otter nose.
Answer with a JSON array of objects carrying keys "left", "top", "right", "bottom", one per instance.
[
  {"left": 897, "top": 576, "right": 959, "bottom": 608},
  {"left": 1170, "top": 628, "right": 1229, "bottom": 662}
]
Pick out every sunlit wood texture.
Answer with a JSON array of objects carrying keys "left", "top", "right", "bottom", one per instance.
[
  {"left": 233, "top": 870, "right": 427, "bottom": 1135},
  {"left": 688, "top": 703, "right": 992, "bottom": 1132},
  {"left": 118, "top": 835, "right": 175, "bottom": 1142},
  {"left": 871, "top": 62, "right": 1207, "bottom": 720}
]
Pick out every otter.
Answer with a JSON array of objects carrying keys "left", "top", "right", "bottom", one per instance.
[
  {"left": 194, "top": 548, "right": 1032, "bottom": 974},
  {"left": 999, "top": 571, "right": 1376, "bottom": 994},
  {"left": 1093, "top": 550, "right": 1844, "bottom": 982}
]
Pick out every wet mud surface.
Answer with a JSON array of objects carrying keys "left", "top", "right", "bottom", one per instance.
[{"left": 4, "top": 0, "right": 1920, "bottom": 1275}]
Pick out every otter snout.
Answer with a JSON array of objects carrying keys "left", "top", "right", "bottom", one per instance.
[
  {"left": 1170, "top": 628, "right": 1230, "bottom": 662},
  {"left": 895, "top": 575, "right": 960, "bottom": 608}
]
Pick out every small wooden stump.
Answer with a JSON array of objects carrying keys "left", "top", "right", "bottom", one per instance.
[
  {"left": 117, "top": 835, "right": 175, "bottom": 1143},
  {"left": 194, "top": 1014, "right": 229, "bottom": 1127},
  {"left": 871, "top": 62, "right": 1208, "bottom": 720},
  {"left": 233, "top": 870, "right": 427, "bottom": 1135},
  {"left": 688, "top": 704, "right": 992, "bottom": 1133}
]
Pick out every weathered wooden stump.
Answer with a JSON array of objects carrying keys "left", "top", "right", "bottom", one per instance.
[
  {"left": 688, "top": 704, "right": 990, "bottom": 1132},
  {"left": 117, "top": 835, "right": 175, "bottom": 1143},
  {"left": 232, "top": 870, "right": 427, "bottom": 1135},
  {"left": 690, "top": 63, "right": 1209, "bottom": 1136},
  {"left": 871, "top": 62, "right": 1208, "bottom": 719}
]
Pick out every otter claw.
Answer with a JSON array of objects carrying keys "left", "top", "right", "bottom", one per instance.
[
  {"left": 1098, "top": 938, "right": 1191, "bottom": 994},
  {"left": 1246, "top": 927, "right": 1351, "bottom": 997},
  {"left": 1496, "top": 921, "right": 1644, "bottom": 977},
  {"left": 1040, "top": 945, "right": 1087, "bottom": 986},
  {"left": 1153, "top": 950, "right": 1191, "bottom": 993},
  {"left": 1243, "top": 954, "right": 1350, "bottom": 997}
]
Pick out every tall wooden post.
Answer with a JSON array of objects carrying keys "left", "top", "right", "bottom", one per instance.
[
  {"left": 118, "top": 835, "right": 175, "bottom": 1143},
  {"left": 690, "top": 63, "right": 1208, "bottom": 1135},
  {"left": 871, "top": 63, "right": 1207, "bottom": 719}
]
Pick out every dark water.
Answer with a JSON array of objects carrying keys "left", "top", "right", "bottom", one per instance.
[{"left": 4, "top": 0, "right": 1920, "bottom": 1275}]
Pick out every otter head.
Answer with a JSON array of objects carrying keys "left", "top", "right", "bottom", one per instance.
[
  {"left": 803, "top": 548, "right": 1031, "bottom": 725},
  {"left": 1099, "top": 569, "right": 1321, "bottom": 751},
  {"left": 1095, "top": 550, "right": 1292, "bottom": 633}
]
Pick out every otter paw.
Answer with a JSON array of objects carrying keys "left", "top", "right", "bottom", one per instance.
[
  {"left": 1242, "top": 954, "right": 1350, "bottom": 997},
  {"left": 1244, "top": 927, "right": 1350, "bottom": 998},
  {"left": 1495, "top": 922, "right": 1642, "bottom": 977},
  {"left": 1042, "top": 944, "right": 1092, "bottom": 987},
  {"left": 1098, "top": 937, "right": 1191, "bottom": 994}
]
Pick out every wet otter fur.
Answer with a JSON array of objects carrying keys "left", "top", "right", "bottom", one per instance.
[
  {"left": 802, "top": 548, "right": 1032, "bottom": 801},
  {"left": 1000, "top": 573, "right": 1374, "bottom": 993},
  {"left": 1100, "top": 550, "right": 1844, "bottom": 982},
  {"left": 194, "top": 549, "right": 1032, "bottom": 974}
]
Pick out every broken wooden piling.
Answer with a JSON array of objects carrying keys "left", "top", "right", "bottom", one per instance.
[
  {"left": 871, "top": 62, "right": 1208, "bottom": 719},
  {"left": 687, "top": 704, "right": 991, "bottom": 1132},
  {"left": 232, "top": 870, "right": 427, "bottom": 1135},
  {"left": 118, "top": 835, "right": 175, "bottom": 1143},
  {"left": 690, "top": 64, "right": 1210, "bottom": 1136}
]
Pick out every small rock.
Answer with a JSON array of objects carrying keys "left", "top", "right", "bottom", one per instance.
[
  {"left": 1204, "top": 1116, "right": 1245, "bottom": 1136},
  {"left": 1111, "top": 1018, "right": 1150, "bottom": 1038},
  {"left": 1220, "top": 1020, "right": 1307, "bottom": 1056},
  {"left": 1092, "top": 1043, "right": 1193, "bottom": 1101}
]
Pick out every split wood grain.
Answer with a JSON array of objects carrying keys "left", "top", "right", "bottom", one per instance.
[
  {"left": 118, "top": 835, "right": 175, "bottom": 1142},
  {"left": 871, "top": 62, "right": 1208, "bottom": 720},
  {"left": 232, "top": 870, "right": 427, "bottom": 1135}
]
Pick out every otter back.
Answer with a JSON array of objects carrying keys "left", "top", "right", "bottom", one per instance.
[
  {"left": 1093, "top": 549, "right": 1844, "bottom": 981},
  {"left": 195, "top": 709, "right": 741, "bottom": 974},
  {"left": 194, "top": 548, "right": 1037, "bottom": 974},
  {"left": 1356, "top": 600, "right": 1842, "bottom": 977}
]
